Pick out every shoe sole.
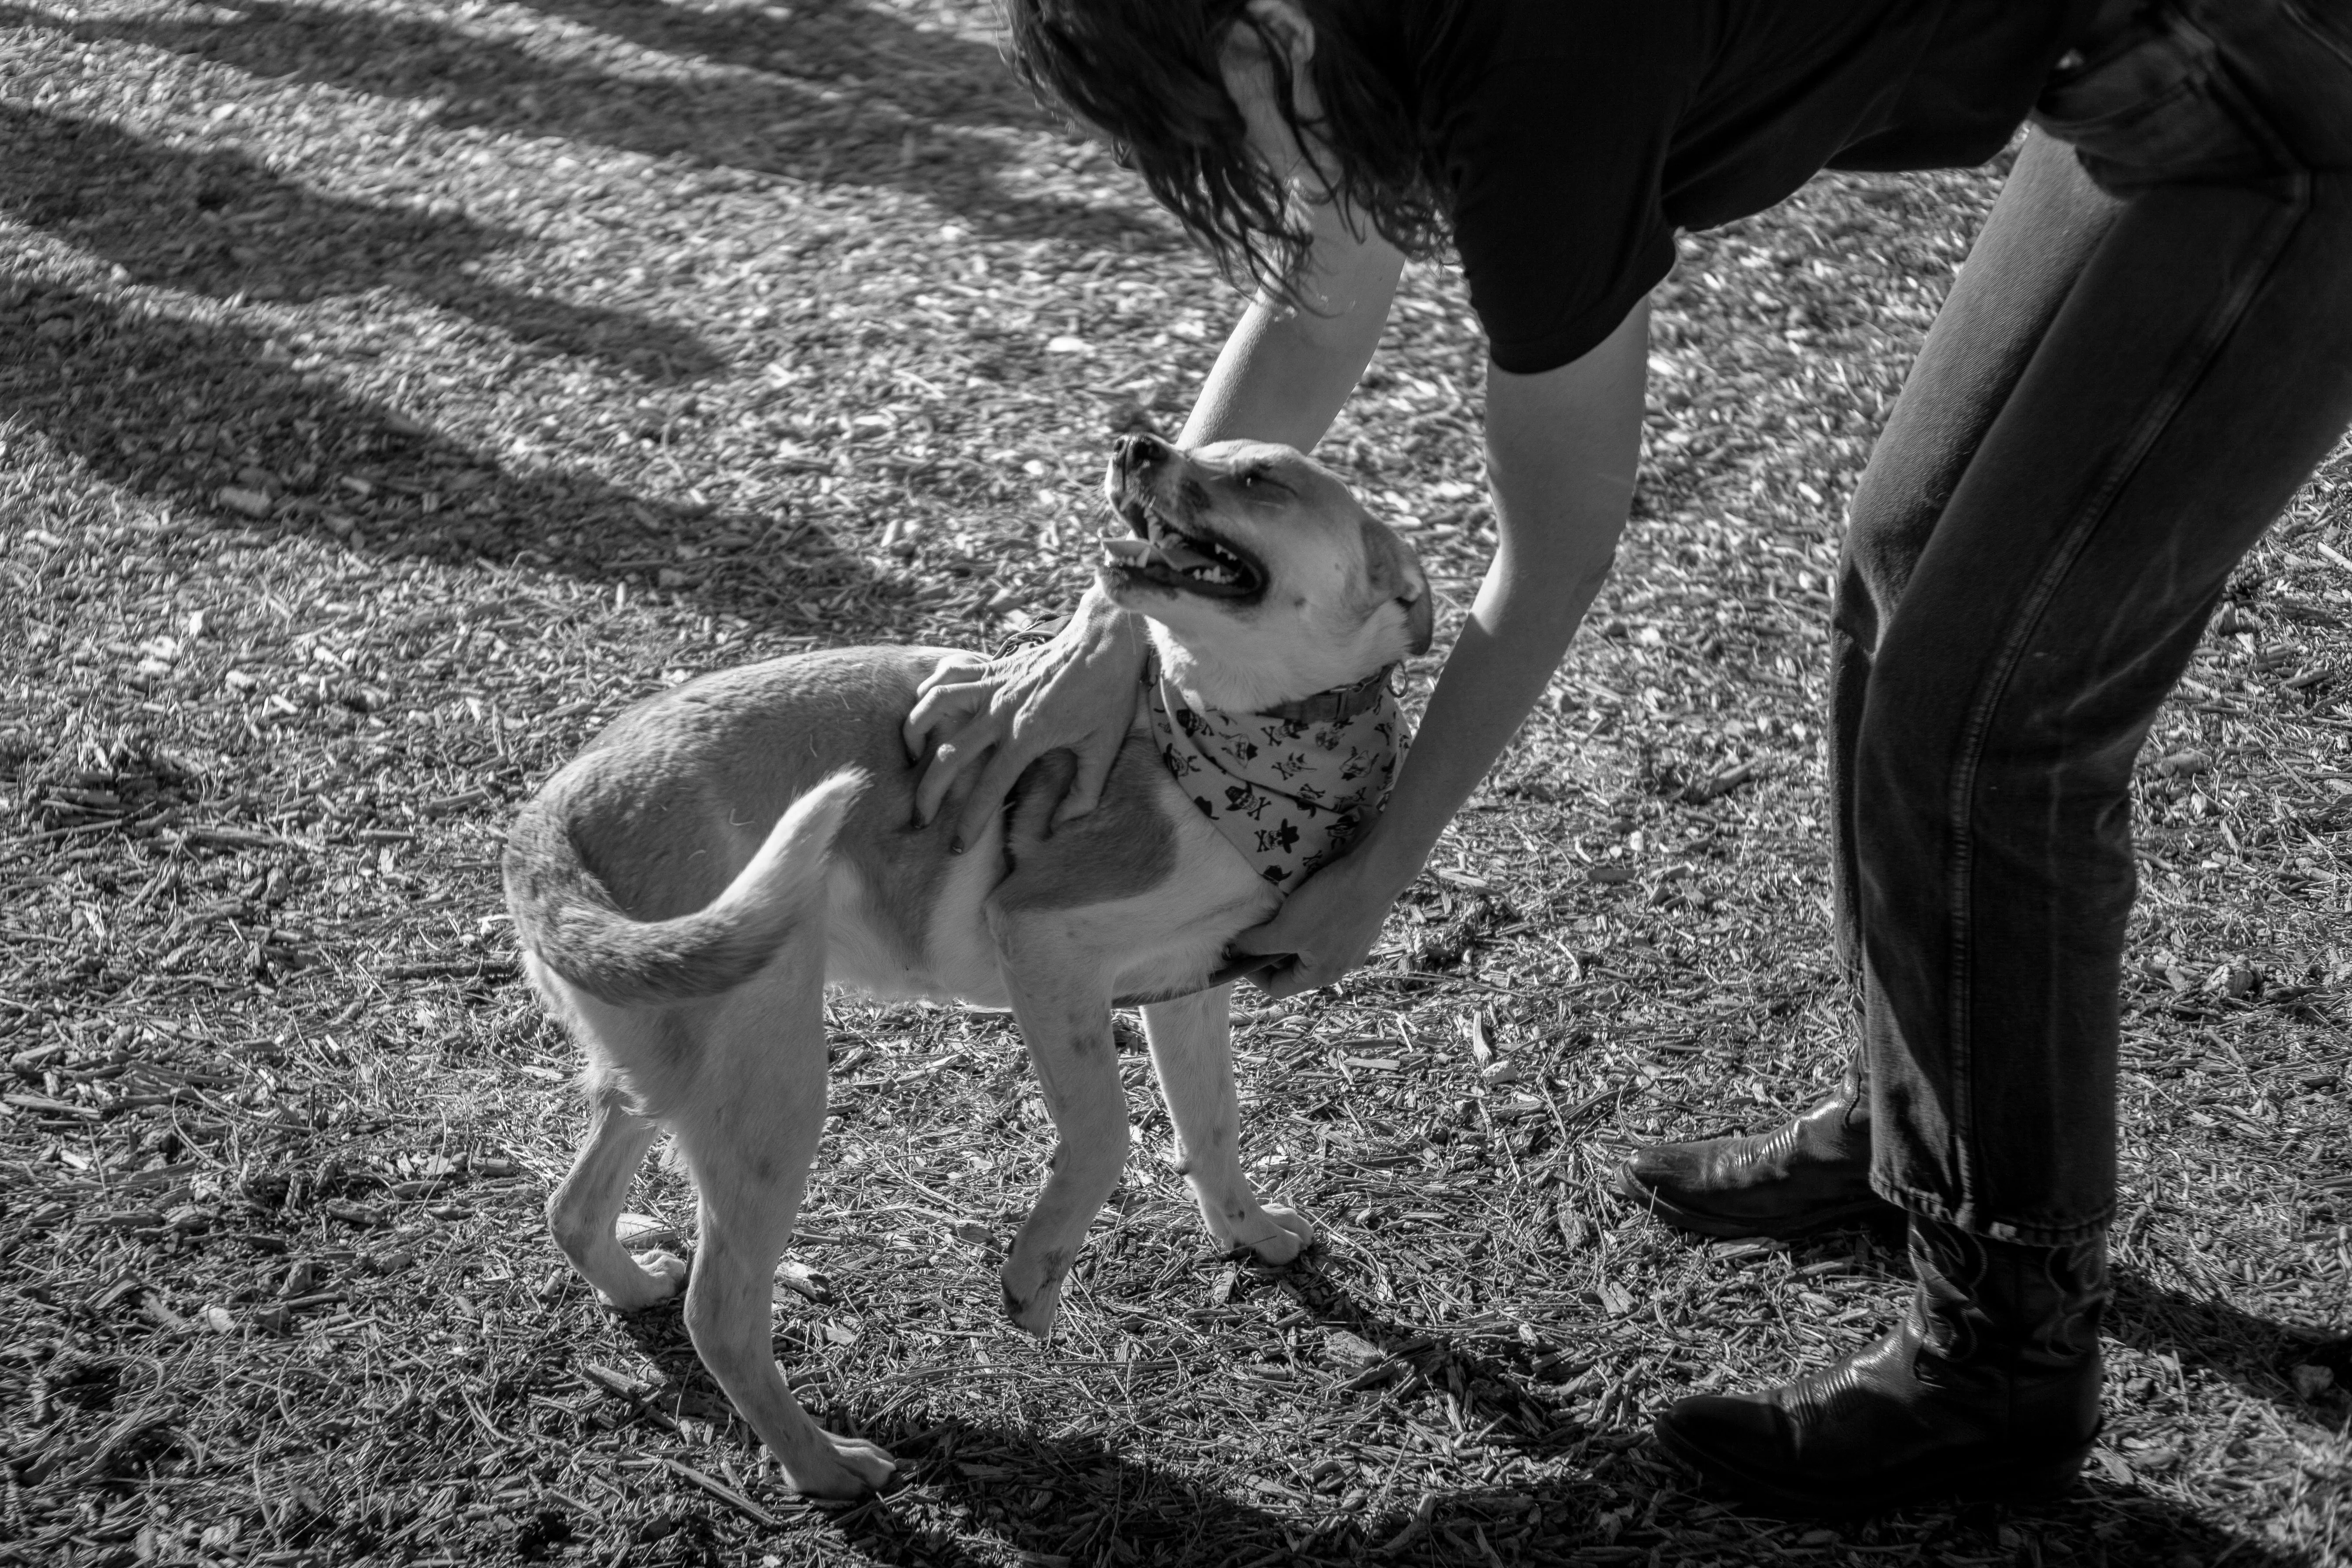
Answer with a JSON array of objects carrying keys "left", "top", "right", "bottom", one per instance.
[
  {"left": 1610, "top": 1162, "right": 1904, "bottom": 1241},
  {"left": 1654, "top": 1417, "right": 2089, "bottom": 1515}
]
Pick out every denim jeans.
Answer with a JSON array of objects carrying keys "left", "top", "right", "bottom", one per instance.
[{"left": 1832, "top": 0, "right": 2352, "bottom": 1245}]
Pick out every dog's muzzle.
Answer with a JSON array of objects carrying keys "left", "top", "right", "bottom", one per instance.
[{"left": 1098, "top": 436, "right": 1266, "bottom": 600}]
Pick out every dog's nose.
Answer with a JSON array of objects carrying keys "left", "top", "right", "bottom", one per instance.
[{"left": 1115, "top": 431, "right": 1170, "bottom": 472}]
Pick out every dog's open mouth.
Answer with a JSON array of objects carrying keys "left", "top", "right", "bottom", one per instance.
[{"left": 1100, "top": 494, "right": 1266, "bottom": 601}]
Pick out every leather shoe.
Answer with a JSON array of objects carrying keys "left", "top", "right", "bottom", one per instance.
[
  {"left": 1655, "top": 1213, "right": 2107, "bottom": 1514},
  {"left": 1613, "top": 1079, "right": 1902, "bottom": 1238}
]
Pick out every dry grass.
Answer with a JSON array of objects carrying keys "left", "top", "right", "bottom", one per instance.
[{"left": 2, "top": 2, "right": 2348, "bottom": 1565}]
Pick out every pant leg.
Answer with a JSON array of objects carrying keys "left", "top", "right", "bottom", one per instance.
[
  {"left": 1831, "top": 0, "right": 2352, "bottom": 1011},
  {"left": 1854, "top": 164, "right": 2352, "bottom": 1243},
  {"left": 1828, "top": 132, "right": 2124, "bottom": 1009}
]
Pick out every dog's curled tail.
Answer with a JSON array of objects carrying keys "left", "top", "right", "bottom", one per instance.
[{"left": 506, "top": 769, "right": 867, "bottom": 1006}]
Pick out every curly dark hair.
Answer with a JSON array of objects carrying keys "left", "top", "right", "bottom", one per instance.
[{"left": 1000, "top": 0, "right": 1450, "bottom": 301}]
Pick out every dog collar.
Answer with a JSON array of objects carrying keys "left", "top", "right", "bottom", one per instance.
[
  {"left": 1143, "top": 655, "right": 1407, "bottom": 891},
  {"left": 1255, "top": 664, "right": 1398, "bottom": 725}
]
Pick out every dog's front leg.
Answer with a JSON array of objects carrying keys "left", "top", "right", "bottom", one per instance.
[
  {"left": 1140, "top": 986, "right": 1313, "bottom": 1263},
  {"left": 989, "top": 918, "right": 1128, "bottom": 1339}
]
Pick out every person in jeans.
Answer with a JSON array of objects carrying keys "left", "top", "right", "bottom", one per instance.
[{"left": 906, "top": 0, "right": 2352, "bottom": 1512}]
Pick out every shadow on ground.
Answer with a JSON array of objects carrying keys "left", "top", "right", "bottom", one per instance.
[
  {"left": 0, "top": 269, "right": 882, "bottom": 606},
  {"left": 2113, "top": 1267, "right": 2352, "bottom": 1417},
  {"left": 3, "top": 0, "right": 1167, "bottom": 248},
  {"left": 590, "top": 1244, "right": 2333, "bottom": 1567},
  {"left": 0, "top": 103, "right": 720, "bottom": 376},
  {"left": 0, "top": 230, "right": 891, "bottom": 636}
]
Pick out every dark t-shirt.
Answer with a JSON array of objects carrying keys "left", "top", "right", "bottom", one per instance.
[{"left": 1401, "top": 0, "right": 2099, "bottom": 373}]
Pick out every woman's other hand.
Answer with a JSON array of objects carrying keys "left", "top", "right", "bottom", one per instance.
[
  {"left": 902, "top": 585, "right": 1150, "bottom": 852},
  {"left": 1220, "top": 837, "right": 1414, "bottom": 998}
]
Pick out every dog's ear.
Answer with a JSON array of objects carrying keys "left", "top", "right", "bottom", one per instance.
[{"left": 1359, "top": 517, "right": 1433, "bottom": 657}]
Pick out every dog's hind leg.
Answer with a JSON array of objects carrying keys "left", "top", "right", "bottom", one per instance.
[
  {"left": 548, "top": 1068, "right": 688, "bottom": 1310},
  {"left": 665, "top": 946, "right": 895, "bottom": 1498},
  {"left": 1141, "top": 986, "right": 1313, "bottom": 1264},
  {"left": 990, "top": 921, "right": 1128, "bottom": 1339}
]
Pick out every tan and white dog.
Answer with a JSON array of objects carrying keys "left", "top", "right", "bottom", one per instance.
[{"left": 503, "top": 433, "right": 1431, "bottom": 1496}]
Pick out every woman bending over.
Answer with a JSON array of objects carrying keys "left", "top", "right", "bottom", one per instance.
[{"left": 909, "top": 0, "right": 2352, "bottom": 1512}]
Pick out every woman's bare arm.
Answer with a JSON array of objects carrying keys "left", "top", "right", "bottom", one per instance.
[
  {"left": 1182, "top": 209, "right": 1405, "bottom": 448},
  {"left": 1228, "top": 298, "right": 1650, "bottom": 992}
]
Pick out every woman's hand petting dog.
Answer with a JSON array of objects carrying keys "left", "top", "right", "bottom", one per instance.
[
  {"left": 903, "top": 584, "right": 1150, "bottom": 853},
  {"left": 1223, "top": 833, "right": 1410, "bottom": 997}
]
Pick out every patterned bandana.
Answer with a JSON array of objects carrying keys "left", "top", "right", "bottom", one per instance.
[{"left": 1143, "top": 654, "right": 1407, "bottom": 890}]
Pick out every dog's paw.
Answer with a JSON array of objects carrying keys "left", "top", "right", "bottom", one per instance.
[
  {"left": 830, "top": 1434, "right": 899, "bottom": 1490},
  {"left": 594, "top": 1249, "right": 688, "bottom": 1311},
  {"left": 1241, "top": 1203, "right": 1315, "bottom": 1265},
  {"left": 1000, "top": 1274, "right": 1065, "bottom": 1339},
  {"left": 780, "top": 1432, "right": 897, "bottom": 1498}
]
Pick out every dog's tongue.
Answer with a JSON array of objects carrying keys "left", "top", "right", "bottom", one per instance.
[
  {"left": 1102, "top": 530, "right": 1224, "bottom": 577},
  {"left": 1152, "top": 535, "right": 1220, "bottom": 574}
]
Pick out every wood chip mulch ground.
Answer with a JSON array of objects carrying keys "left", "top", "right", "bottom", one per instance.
[{"left": 1, "top": 3, "right": 2346, "bottom": 1566}]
